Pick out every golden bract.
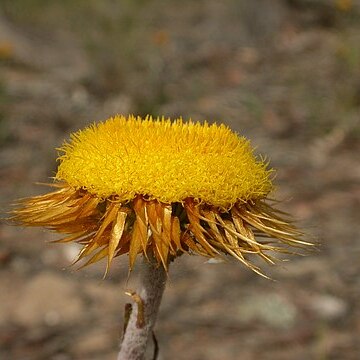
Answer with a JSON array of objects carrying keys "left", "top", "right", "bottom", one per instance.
[{"left": 11, "top": 115, "right": 310, "bottom": 275}]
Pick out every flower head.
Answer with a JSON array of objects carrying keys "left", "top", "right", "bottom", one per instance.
[{"left": 11, "top": 115, "right": 309, "bottom": 275}]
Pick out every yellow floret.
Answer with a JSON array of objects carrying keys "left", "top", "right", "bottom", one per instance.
[{"left": 56, "top": 115, "right": 273, "bottom": 207}]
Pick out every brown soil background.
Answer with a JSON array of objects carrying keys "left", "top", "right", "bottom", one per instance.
[{"left": 0, "top": 1, "right": 359, "bottom": 359}]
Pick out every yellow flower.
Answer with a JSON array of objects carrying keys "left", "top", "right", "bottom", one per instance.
[
  {"left": 335, "top": 0, "right": 352, "bottom": 12},
  {"left": 10, "top": 115, "right": 309, "bottom": 275}
]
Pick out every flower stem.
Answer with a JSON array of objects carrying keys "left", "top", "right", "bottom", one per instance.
[{"left": 118, "top": 256, "right": 167, "bottom": 360}]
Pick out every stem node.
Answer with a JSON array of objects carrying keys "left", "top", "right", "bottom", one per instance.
[{"left": 118, "top": 258, "right": 167, "bottom": 360}]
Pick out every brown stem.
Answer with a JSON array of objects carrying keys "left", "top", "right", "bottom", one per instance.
[{"left": 118, "top": 257, "right": 167, "bottom": 360}]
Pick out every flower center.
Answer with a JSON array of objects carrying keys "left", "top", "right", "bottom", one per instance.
[{"left": 56, "top": 115, "right": 273, "bottom": 207}]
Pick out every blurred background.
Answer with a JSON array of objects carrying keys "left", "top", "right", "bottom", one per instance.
[{"left": 0, "top": 0, "right": 359, "bottom": 359}]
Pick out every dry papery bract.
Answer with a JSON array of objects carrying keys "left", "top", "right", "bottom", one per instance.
[{"left": 11, "top": 183, "right": 309, "bottom": 277}]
